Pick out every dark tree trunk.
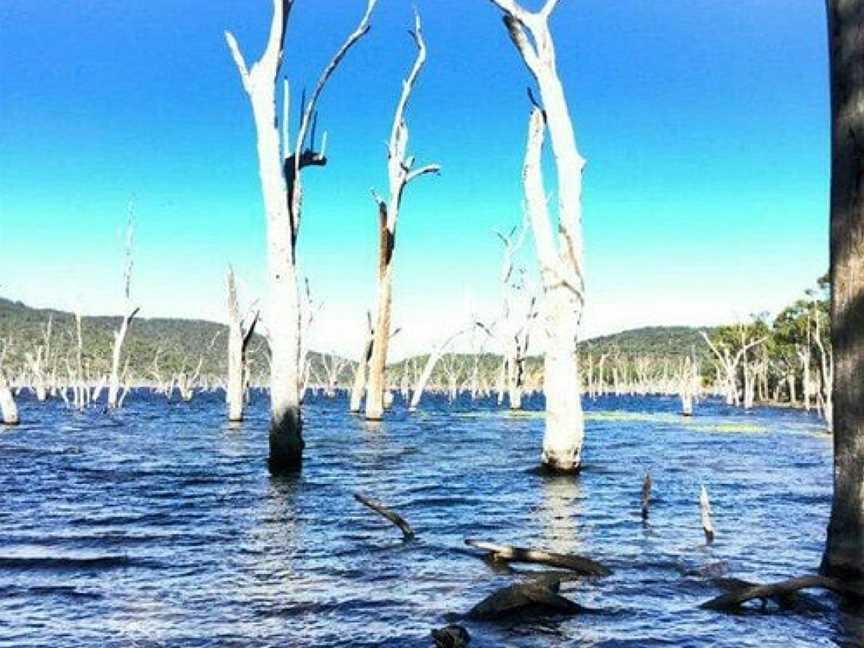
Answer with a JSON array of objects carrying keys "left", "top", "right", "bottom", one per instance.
[{"left": 822, "top": 0, "right": 864, "bottom": 582}]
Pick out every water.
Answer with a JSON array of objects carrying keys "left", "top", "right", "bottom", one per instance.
[{"left": 0, "top": 390, "right": 858, "bottom": 646}]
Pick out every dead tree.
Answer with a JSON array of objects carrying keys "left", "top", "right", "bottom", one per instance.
[
  {"left": 409, "top": 328, "right": 466, "bottom": 411},
  {"left": 226, "top": 0, "right": 378, "bottom": 472},
  {"left": 108, "top": 206, "right": 139, "bottom": 408},
  {"left": 226, "top": 266, "right": 258, "bottom": 421},
  {"left": 492, "top": 219, "right": 536, "bottom": 410},
  {"left": 298, "top": 278, "right": 322, "bottom": 403},
  {"left": 823, "top": 0, "right": 864, "bottom": 582},
  {"left": 349, "top": 312, "right": 374, "bottom": 413},
  {"left": 176, "top": 357, "right": 203, "bottom": 403},
  {"left": 24, "top": 315, "right": 52, "bottom": 402},
  {"left": 490, "top": 0, "right": 588, "bottom": 471},
  {"left": 365, "top": 11, "right": 439, "bottom": 421},
  {"left": 641, "top": 472, "right": 652, "bottom": 521},
  {"left": 679, "top": 354, "right": 699, "bottom": 416},
  {"left": 700, "top": 327, "right": 766, "bottom": 407},
  {"left": 700, "top": 485, "right": 715, "bottom": 544},
  {"left": 0, "top": 340, "right": 19, "bottom": 425},
  {"left": 321, "top": 353, "right": 348, "bottom": 397}
]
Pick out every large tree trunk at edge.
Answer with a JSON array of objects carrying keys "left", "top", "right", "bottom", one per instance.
[{"left": 822, "top": 0, "right": 864, "bottom": 582}]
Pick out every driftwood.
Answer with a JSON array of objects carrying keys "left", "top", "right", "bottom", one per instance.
[
  {"left": 431, "top": 624, "right": 470, "bottom": 648},
  {"left": 641, "top": 472, "right": 652, "bottom": 521},
  {"left": 353, "top": 493, "right": 415, "bottom": 540},
  {"left": 466, "top": 579, "right": 583, "bottom": 620},
  {"left": 465, "top": 539, "right": 610, "bottom": 576},
  {"left": 700, "top": 485, "right": 715, "bottom": 544},
  {"left": 701, "top": 574, "right": 864, "bottom": 611}
]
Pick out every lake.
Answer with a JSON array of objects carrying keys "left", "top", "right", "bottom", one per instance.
[{"left": 0, "top": 390, "right": 855, "bottom": 646}]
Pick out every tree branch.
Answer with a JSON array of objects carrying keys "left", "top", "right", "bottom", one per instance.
[
  {"left": 294, "top": 0, "right": 378, "bottom": 173},
  {"left": 224, "top": 31, "right": 251, "bottom": 94},
  {"left": 406, "top": 163, "right": 440, "bottom": 184}
]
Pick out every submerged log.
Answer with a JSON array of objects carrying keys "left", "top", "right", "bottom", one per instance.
[
  {"left": 431, "top": 624, "right": 470, "bottom": 648},
  {"left": 700, "top": 485, "right": 715, "bottom": 544},
  {"left": 641, "top": 472, "right": 652, "bottom": 521},
  {"left": 466, "top": 579, "right": 583, "bottom": 620},
  {"left": 353, "top": 493, "right": 415, "bottom": 540},
  {"left": 701, "top": 574, "right": 864, "bottom": 611},
  {"left": 465, "top": 539, "right": 610, "bottom": 576}
]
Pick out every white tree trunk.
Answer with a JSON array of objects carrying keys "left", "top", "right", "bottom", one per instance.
[
  {"left": 107, "top": 306, "right": 138, "bottom": 408},
  {"left": 0, "top": 374, "right": 18, "bottom": 425},
  {"left": 409, "top": 330, "right": 463, "bottom": 411},
  {"left": 226, "top": 266, "right": 257, "bottom": 422},
  {"left": 350, "top": 317, "right": 374, "bottom": 413},
  {"left": 226, "top": 0, "right": 377, "bottom": 469},
  {"left": 492, "top": 0, "right": 587, "bottom": 472}
]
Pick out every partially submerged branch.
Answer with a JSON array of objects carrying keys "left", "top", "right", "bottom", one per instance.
[
  {"left": 354, "top": 492, "right": 415, "bottom": 540},
  {"left": 465, "top": 539, "right": 610, "bottom": 576},
  {"left": 701, "top": 574, "right": 864, "bottom": 611}
]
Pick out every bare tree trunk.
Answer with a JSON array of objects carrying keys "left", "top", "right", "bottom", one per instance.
[
  {"left": 491, "top": 0, "right": 586, "bottom": 472},
  {"left": 822, "top": 0, "right": 864, "bottom": 582},
  {"left": 350, "top": 314, "right": 374, "bottom": 413},
  {"left": 365, "top": 12, "right": 438, "bottom": 420},
  {"left": 226, "top": 0, "right": 377, "bottom": 471},
  {"left": 0, "top": 342, "right": 18, "bottom": 425},
  {"left": 108, "top": 208, "right": 138, "bottom": 409},
  {"left": 409, "top": 330, "right": 464, "bottom": 411},
  {"left": 227, "top": 266, "right": 258, "bottom": 422},
  {"left": 0, "top": 374, "right": 17, "bottom": 425}
]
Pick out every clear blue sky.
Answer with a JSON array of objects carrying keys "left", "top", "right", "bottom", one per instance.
[{"left": 0, "top": 0, "right": 829, "bottom": 357}]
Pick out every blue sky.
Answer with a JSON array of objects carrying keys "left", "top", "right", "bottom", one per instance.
[{"left": 0, "top": 1, "right": 829, "bottom": 357}]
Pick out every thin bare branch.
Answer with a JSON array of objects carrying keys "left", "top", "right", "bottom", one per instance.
[{"left": 294, "top": 0, "right": 378, "bottom": 172}]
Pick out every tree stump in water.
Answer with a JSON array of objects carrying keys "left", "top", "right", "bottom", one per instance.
[
  {"left": 641, "top": 472, "right": 652, "bottom": 521},
  {"left": 700, "top": 486, "right": 715, "bottom": 544},
  {"left": 431, "top": 624, "right": 470, "bottom": 647},
  {"left": 466, "top": 579, "right": 583, "bottom": 620}
]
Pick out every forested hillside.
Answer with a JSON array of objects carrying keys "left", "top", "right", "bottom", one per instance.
[{"left": 0, "top": 297, "right": 714, "bottom": 385}]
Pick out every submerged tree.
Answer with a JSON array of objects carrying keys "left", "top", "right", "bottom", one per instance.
[
  {"left": 365, "top": 11, "right": 440, "bottom": 421},
  {"left": 225, "top": 0, "right": 377, "bottom": 471},
  {"left": 490, "top": 0, "right": 587, "bottom": 471},
  {"left": 823, "top": 0, "right": 864, "bottom": 582},
  {"left": 107, "top": 205, "right": 139, "bottom": 409},
  {"left": 0, "top": 340, "right": 19, "bottom": 425},
  {"left": 226, "top": 266, "right": 258, "bottom": 422}
]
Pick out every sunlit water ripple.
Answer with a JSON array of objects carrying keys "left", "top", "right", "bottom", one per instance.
[{"left": 1, "top": 390, "right": 857, "bottom": 646}]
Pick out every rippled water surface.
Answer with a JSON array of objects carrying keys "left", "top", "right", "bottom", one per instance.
[{"left": 1, "top": 390, "right": 858, "bottom": 646}]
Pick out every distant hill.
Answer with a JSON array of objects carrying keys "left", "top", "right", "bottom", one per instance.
[
  {"left": 0, "top": 297, "right": 347, "bottom": 384},
  {"left": 0, "top": 297, "right": 714, "bottom": 384},
  {"left": 578, "top": 326, "right": 714, "bottom": 361}
]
